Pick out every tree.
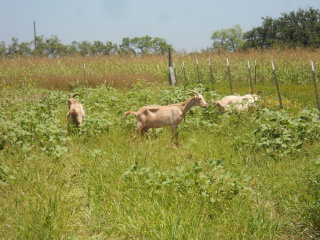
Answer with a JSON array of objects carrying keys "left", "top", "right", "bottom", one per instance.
[
  {"left": 151, "top": 37, "right": 172, "bottom": 55},
  {"left": 104, "top": 41, "right": 118, "bottom": 55},
  {"left": 0, "top": 35, "right": 172, "bottom": 57},
  {"left": 131, "top": 35, "right": 153, "bottom": 55},
  {"left": 18, "top": 42, "right": 32, "bottom": 57},
  {"left": 91, "top": 41, "right": 118, "bottom": 55},
  {"left": 45, "top": 35, "right": 67, "bottom": 57},
  {"left": 243, "top": 7, "right": 320, "bottom": 49},
  {"left": 0, "top": 41, "right": 6, "bottom": 58},
  {"left": 67, "top": 41, "right": 80, "bottom": 56},
  {"left": 32, "top": 36, "right": 47, "bottom": 57},
  {"left": 77, "top": 41, "right": 92, "bottom": 56},
  {"left": 7, "top": 38, "right": 20, "bottom": 57},
  {"left": 211, "top": 24, "right": 244, "bottom": 52},
  {"left": 118, "top": 37, "right": 136, "bottom": 55}
]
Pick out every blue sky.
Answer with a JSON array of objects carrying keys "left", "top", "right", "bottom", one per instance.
[{"left": 1, "top": 0, "right": 319, "bottom": 52}]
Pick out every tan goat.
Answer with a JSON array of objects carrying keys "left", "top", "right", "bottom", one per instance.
[
  {"left": 212, "top": 91, "right": 263, "bottom": 114},
  {"left": 124, "top": 90, "right": 208, "bottom": 146},
  {"left": 67, "top": 94, "right": 85, "bottom": 131}
]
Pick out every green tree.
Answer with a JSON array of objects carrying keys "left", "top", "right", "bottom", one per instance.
[
  {"left": 0, "top": 41, "right": 6, "bottom": 58},
  {"left": 7, "top": 38, "right": 19, "bottom": 57},
  {"left": 104, "top": 41, "right": 118, "bottom": 55},
  {"left": 131, "top": 35, "right": 153, "bottom": 55},
  {"left": 32, "top": 36, "right": 47, "bottom": 57},
  {"left": 243, "top": 7, "right": 320, "bottom": 49},
  {"left": 118, "top": 37, "right": 136, "bottom": 55},
  {"left": 152, "top": 37, "right": 172, "bottom": 55},
  {"left": 18, "top": 42, "right": 32, "bottom": 57},
  {"left": 211, "top": 24, "right": 244, "bottom": 52},
  {"left": 45, "top": 35, "right": 67, "bottom": 57},
  {"left": 66, "top": 41, "right": 80, "bottom": 56},
  {"left": 91, "top": 41, "right": 118, "bottom": 55},
  {"left": 77, "top": 41, "right": 93, "bottom": 56}
]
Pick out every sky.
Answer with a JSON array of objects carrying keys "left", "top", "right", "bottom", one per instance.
[{"left": 1, "top": 0, "right": 320, "bottom": 52}]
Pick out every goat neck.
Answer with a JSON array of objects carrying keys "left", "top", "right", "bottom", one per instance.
[{"left": 181, "top": 96, "right": 197, "bottom": 115}]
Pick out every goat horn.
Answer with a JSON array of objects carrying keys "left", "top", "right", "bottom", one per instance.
[
  {"left": 187, "top": 89, "right": 200, "bottom": 96},
  {"left": 71, "top": 94, "right": 81, "bottom": 98}
]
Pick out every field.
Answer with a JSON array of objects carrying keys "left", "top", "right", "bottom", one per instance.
[{"left": 1, "top": 49, "right": 320, "bottom": 239}]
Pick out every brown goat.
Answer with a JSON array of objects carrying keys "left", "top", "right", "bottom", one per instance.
[
  {"left": 67, "top": 94, "right": 85, "bottom": 131},
  {"left": 124, "top": 90, "right": 207, "bottom": 146}
]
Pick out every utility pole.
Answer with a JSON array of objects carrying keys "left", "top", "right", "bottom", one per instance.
[{"left": 33, "top": 21, "right": 37, "bottom": 50}]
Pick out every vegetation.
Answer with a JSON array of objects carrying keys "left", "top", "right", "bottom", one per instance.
[
  {"left": 243, "top": 7, "right": 320, "bottom": 49},
  {"left": 0, "top": 48, "right": 320, "bottom": 239},
  {"left": 0, "top": 35, "right": 172, "bottom": 58},
  {"left": 210, "top": 24, "right": 244, "bottom": 52}
]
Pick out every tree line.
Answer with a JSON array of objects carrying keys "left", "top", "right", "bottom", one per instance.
[
  {"left": 0, "top": 35, "right": 172, "bottom": 58},
  {"left": 1, "top": 7, "right": 319, "bottom": 58},
  {"left": 209, "top": 7, "right": 320, "bottom": 52}
]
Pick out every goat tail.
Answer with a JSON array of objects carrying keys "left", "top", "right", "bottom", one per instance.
[{"left": 124, "top": 111, "right": 136, "bottom": 116}]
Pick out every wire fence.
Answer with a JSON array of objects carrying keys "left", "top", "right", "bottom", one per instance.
[{"left": 170, "top": 56, "right": 320, "bottom": 112}]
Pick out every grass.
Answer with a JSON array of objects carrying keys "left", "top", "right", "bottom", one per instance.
[{"left": 1, "top": 49, "right": 320, "bottom": 239}]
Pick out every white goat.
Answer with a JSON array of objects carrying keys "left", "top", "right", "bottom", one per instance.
[
  {"left": 67, "top": 94, "right": 85, "bottom": 131},
  {"left": 124, "top": 90, "right": 208, "bottom": 146},
  {"left": 212, "top": 91, "right": 263, "bottom": 114}
]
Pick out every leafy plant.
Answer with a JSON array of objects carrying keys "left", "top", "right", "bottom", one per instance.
[
  {"left": 0, "top": 91, "right": 70, "bottom": 158},
  {"left": 245, "top": 108, "right": 320, "bottom": 158},
  {"left": 124, "top": 159, "right": 252, "bottom": 205}
]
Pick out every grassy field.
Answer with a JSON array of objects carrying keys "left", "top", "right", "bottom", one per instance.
[{"left": 1, "top": 49, "right": 320, "bottom": 239}]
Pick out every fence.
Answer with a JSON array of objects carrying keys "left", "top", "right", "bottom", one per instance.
[{"left": 168, "top": 54, "right": 320, "bottom": 112}]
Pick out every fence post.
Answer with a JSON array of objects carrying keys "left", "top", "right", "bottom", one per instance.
[
  {"left": 227, "top": 58, "right": 233, "bottom": 95},
  {"left": 182, "top": 61, "right": 188, "bottom": 84},
  {"left": 247, "top": 60, "right": 254, "bottom": 94},
  {"left": 196, "top": 58, "right": 201, "bottom": 83},
  {"left": 208, "top": 58, "right": 215, "bottom": 88},
  {"left": 311, "top": 61, "right": 320, "bottom": 114},
  {"left": 83, "top": 64, "right": 86, "bottom": 79},
  {"left": 168, "top": 48, "right": 176, "bottom": 86},
  {"left": 254, "top": 60, "right": 257, "bottom": 85},
  {"left": 173, "top": 63, "right": 178, "bottom": 86},
  {"left": 271, "top": 60, "right": 283, "bottom": 109}
]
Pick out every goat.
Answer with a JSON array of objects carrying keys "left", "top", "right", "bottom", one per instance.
[
  {"left": 67, "top": 94, "right": 85, "bottom": 131},
  {"left": 124, "top": 90, "right": 207, "bottom": 147},
  {"left": 212, "top": 91, "right": 263, "bottom": 114}
]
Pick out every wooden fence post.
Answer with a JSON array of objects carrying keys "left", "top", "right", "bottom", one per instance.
[
  {"left": 196, "top": 58, "right": 201, "bottom": 83},
  {"left": 311, "top": 61, "right": 320, "bottom": 114},
  {"left": 254, "top": 60, "right": 257, "bottom": 85},
  {"left": 208, "top": 58, "right": 215, "bottom": 88},
  {"left": 182, "top": 61, "right": 188, "bottom": 84},
  {"left": 168, "top": 48, "right": 176, "bottom": 86},
  {"left": 271, "top": 60, "right": 283, "bottom": 109},
  {"left": 227, "top": 58, "right": 233, "bottom": 95},
  {"left": 173, "top": 63, "right": 178, "bottom": 86},
  {"left": 247, "top": 60, "right": 254, "bottom": 94}
]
